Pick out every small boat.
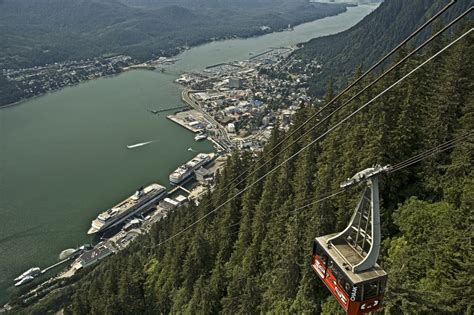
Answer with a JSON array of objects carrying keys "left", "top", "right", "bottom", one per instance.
[
  {"left": 194, "top": 133, "right": 207, "bottom": 141},
  {"left": 14, "top": 267, "right": 41, "bottom": 282},
  {"left": 127, "top": 141, "right": 154, "bottom": 149},
  {"left": 150, "top": 109, "right": 159, "bottom": 114},
  {"left": 15, "top": 276, "right": 34, "bottom": 287}
]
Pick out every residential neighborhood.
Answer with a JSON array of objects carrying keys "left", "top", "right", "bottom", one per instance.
[
  {"left": 2, "top": 55, "right": 133, "bottom": 102},
  {"left": 173, "top": 47, "right": 322, "bottom": 153}
]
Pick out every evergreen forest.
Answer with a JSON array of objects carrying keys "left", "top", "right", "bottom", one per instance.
[
  {"left": 12, "top": 11, "right": 474, "bottom": 315},
  {"left": 0, "top": 0, "right": 347, "bottom": 69},
  {"left": 297, "top": 0, "right": 472, "bottom": 96},
  {"left": 0, "top": 0, "right": 346, "bottom": 106}
]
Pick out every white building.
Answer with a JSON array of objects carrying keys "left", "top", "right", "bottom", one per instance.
[{"left": 227, "top": 123, "right": 236, "bottom": 133}]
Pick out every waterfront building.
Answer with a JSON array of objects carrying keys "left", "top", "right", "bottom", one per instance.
[{"left": 78, "top": 244, "right": 113, "bottom": 268}]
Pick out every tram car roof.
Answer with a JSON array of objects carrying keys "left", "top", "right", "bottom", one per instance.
[{"left": 315, "top": 234, "right": 387, "bottom": 285}]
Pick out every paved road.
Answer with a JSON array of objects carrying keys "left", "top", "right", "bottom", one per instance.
[{"left": 181, "top": 89, "right": 232, "bottom": 150}]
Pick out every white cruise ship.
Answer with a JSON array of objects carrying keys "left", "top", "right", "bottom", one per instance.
[
  {"left": 14, "top": 267, "right": 40, "bottom": 282},
  {"left": 87, "top": 183, "right": 167, "bottom": 235},
  {"left": 15, "top": 276, "right": 35, "bottom": 287},
  {"left": 169, "top": 153, "right": 214, "bottom": 185}
]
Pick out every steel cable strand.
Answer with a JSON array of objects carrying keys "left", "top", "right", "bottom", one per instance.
[
  {"left": 177, "top": 2, "right": 462, "bottom": 223},
  {"left": 148, "top": 29, "right": 472, "bottom": 248},
  {"left": 188, "top": 5, "right": 473, "bottom": 220}
]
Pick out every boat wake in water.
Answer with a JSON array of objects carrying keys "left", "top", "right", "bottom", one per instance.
[{"left": 127, "top": 140, "right": 155, "bottom": 149}]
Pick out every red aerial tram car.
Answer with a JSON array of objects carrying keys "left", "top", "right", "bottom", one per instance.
[{"left": 311, "top": 165, "right": 390, "bottom": 315}]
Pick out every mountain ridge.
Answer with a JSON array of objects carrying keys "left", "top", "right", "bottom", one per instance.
[
  {"left": 0, "top": 0, "right": 347, "bottom": 69},
  {"left": 297, "top": 0, "right": 472, "bottom": 95},
  {"left": 8, "top": 1, "right": 473, "bottom": 314}
]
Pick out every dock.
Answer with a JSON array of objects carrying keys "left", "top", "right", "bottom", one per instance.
[
  {"left": 152, "top": 105, "right": 188, "bottom": 114},
  {"left": 205, "top": 62, "right": 243, "bottom": 70},
  {"left": 207, "top": 136, "right": 226, "bottom": 152},
  {"left": 166, "top": 109, "right": 209, "bottom": 134},
  {"left": 249, "top": 49, "right": 274, "bottom": 60},
  {"left": 167, "top": 115, "right": 201, "bottom": 133},
  {"left": 123, "top": 64, "right": 156, "bottom": 71},
  {"left": 169, "top": 185, "right": 191, "bottom": 195},
  {"left": 40, "top": 257, "right": 72, "bottom": 274}
]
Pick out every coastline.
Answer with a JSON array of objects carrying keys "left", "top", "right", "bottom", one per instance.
[
  {"left": 0, "top": 3, "right": 379, "bottom": 307},
  {"left": 0, "top": 71, "right": 127, "bottom": 110},
  {"left": 0, "top": 5, "right": 351, "bottom": 110}
]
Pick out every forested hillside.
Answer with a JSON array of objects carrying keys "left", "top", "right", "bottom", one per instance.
[
  {"left": 297, "top": 0, "right": 472, "bottom": 95},
  {"left": 13, "top": 16, "right": 473, "bottom": 315},
  {"left": 0, "top": 75, "right": 23, "bottom": 107},
  {"left": 0, "top": 0, "right": 346, "bottom": 69},
  {"left": 121, "top": 0, "right": 310, "bottom": 9}
]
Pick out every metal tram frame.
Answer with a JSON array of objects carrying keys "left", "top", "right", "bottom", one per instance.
[{"left": 311, "top": 165, "right": 390, "bottom": 315}]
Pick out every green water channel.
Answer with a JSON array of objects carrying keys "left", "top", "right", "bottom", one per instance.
[{"left": 0, "top": 4, "right": 377, "bottom": 303}]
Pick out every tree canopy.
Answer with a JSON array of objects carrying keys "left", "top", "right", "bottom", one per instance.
[{"left": 14, "top": 19, "right": 474, "bottom": 314}]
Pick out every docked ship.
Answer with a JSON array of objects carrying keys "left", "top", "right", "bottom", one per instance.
[
  {"left": 169, "top": 153, "right": 214, "bottom": 185},
  {"left": 15, "top": 276, "right": 34, "bottom": 287},
  {"left": 87, "top": 184, "right": 167, "bottom": 235},
  {"left": 194, "top": 133, "right": 207, "bottom": 141},
  {"left": 14, "top": 267, "right": 40, "bottom": 282}
]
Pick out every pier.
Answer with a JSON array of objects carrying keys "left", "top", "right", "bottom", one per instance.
[
  {"left": 249, "top": 49, "right": 274, "bottom": 60},
  {"left": 205, "top": 62, "right": 243, "bottom": 70},
  {"left": 151, "top": 105, "right": 189, "bottom": 113},
  {"left": 40, "top": 257, "right": 73, "bottom": 274}
]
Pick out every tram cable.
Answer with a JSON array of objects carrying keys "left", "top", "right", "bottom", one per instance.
[
  {"left": 145, "top": 189, "right": 348, "bottom": 249},
  {"left": 183, "top": 4, "right": 471, "bottom": 224},
  {"left": 222, "top": 132, "right": 473, "bottom": 239},
  {"left": 214, "top": 2, "right": 465, "bottom": 188},
  {"left": 149, "top": 128, "right": 472, "bottom": 250},
  {"left": 389, "top": 131, "right": 474, "bottom": 173},
  {"left": 224, "top": 6, "right": 473, "bottom": 189},
  {"left": 215, "top": 0, "right": 460, "bottom": 190},
  {"left": 149, "top": 28, "right": 472, "bottom": 248},
  {"left": 222, "top": 189, "right": 347, "bottom": 231}
]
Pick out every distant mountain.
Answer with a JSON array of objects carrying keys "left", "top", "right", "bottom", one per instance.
[
  {"left": 297, "top": 0, "right": 472, "bottom": 95},
  {"left": 12, "top": 5, "right": 473, "bottom": 313},
  {"left": 0, "top": 0, "right": 347, "bottom": 69},
  {"left": 314, "top": 0, "right": 382, "bottom": 4},
  {"left": 5, "top": 0, "right": 473, "bottom": 313},
  {"left": 121, "top": 0, "right": 309, "bottom": 9}
]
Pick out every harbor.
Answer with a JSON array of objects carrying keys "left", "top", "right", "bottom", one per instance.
[
  {"left": 167, "top": 110, "right": 207, "bottom": 133},
  {"left": 4, "top": 96, "right": 226, "bottom": 306},
  {"left": 0, "top": 5, "right": 377, "bottom": 304},
  {"left": 4, "top": 151, "right": 227, "bottom": 308},
  {"left": 148, "top": 105, "right": 188, "bottom": 114}
]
